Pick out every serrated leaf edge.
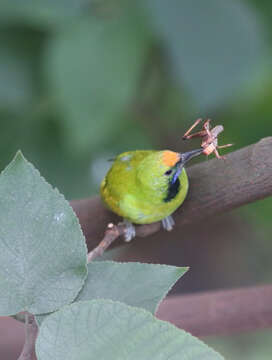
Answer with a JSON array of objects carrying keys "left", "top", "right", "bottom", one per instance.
[
  {"left": 36, "top": 299, "right": 224, "bottom": 359},
  {"left": 0, "top": 151, "right": 88, "bottom": 315}
]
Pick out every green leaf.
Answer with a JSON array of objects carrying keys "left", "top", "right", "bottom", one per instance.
[
  {"left": 0, "top": 152, "right": 87, "bottom": 316},
  {"left": 36, "top": 300, "right": 224, "bottom": 360},
  {"left": 0, "top": 30, "right": 36, "bottom": 109},
  {"left": 77, "top": 261, "right": 188, "bottom": 313},
  {"left": 0, "top": 51, "right": 32, "bottom": 108},
  {"left": 35, "top": 261, "right": 187, "bottom": 326},
  {"left": 146, "top": 0, "right": 265, "bottom": 110},
  {"left": 46, "top": 8, "right": 150, "bottom": 154}
]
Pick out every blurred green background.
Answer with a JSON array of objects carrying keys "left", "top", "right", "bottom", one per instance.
[{"left": 1, "top": 0, "right": 272, "bottom": 358}]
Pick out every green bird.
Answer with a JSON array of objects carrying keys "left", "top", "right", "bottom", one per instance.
[{"left": 100, "top": 148, "right": 202, "bottom": 241}]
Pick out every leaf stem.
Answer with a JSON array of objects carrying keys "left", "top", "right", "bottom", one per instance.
[{"left": 18, "top": 312, "right": 38, "bottom": 360}]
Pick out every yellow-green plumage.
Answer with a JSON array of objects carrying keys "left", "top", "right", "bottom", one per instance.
[{"left": 100, "top": 150, "right": 189, "bottom": 224}]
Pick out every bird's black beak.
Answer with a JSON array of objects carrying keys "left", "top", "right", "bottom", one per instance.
[
  {"left": 179, "top": 148, "right": 203, "bottom": 166},
  {"left": 170, "top": 148, "right": 203, "bottom": 185}
]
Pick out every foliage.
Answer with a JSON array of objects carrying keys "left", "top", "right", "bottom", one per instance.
[
  {"left": 0, "top": 0, "right": 269, "bottom": 200},
  {"left": 0, "top": 154, "right": 223, "bottom": 359},
  {"left": 36, "top": 300, "right": 223, "bottom": 360},
  {"left": 146, "top": 0, "right": 264, "bottom": 110},
  {"left": 0, "top": 152, "right": 87, "bottom": 315},
  {"left": 46, "top": 5, "right": 151, "bottom": 154},
  {"left": 0, "top": 0, "right": 272, "bottom": 357},
  {"left": 76, "top": 261, "right": 188, "bottom": 313}
]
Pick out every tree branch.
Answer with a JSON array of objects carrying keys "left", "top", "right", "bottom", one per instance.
[
  {"left": 7, "top": 285, "right": 272, "bottom": 345},
  {"left": 157, "top": 285, "right": 272, "bottom": 336},
  {"left": 71, "top": 137, "right": 272, "bottom": 250},
  {"left": 87, "top": 223, "right": 126, "bottom": 262}
]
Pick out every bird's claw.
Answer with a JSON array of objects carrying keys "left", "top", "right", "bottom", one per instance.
[
  {"left": 162, "top": 215, "right": 175, "bottom": 231},
  {"left": 120, "top": 219, "right": 136, "bottom": 242}
]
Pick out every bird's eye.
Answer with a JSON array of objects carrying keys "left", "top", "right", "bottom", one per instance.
[{"left": 164, "top": 169, "right": 172, "bottom": 176}]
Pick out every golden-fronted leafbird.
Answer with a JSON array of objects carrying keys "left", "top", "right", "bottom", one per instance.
[{"left": 100, "top": 148, "right": 202, "bottom": 241}]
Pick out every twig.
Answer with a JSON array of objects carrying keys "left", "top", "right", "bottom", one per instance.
[
  {"left": 87, "top": 223, "right": 126, "bottom": 262},
  {"left": 18, "top": 312, "right": 38, "bottom": 360},
  {"left": 71, "top": 137, "right": 272, "bottom": 252},
  {"left": 157, "top": 284, "right": 272, "bottom": 336}
]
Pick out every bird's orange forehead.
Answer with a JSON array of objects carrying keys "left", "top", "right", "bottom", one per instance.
[{"left": 162, "top": 151, "right": 180, "bottom": 167}]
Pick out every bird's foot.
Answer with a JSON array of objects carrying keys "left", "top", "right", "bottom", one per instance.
[
  {"left": 119, "top": 219, "right": 136, "bottom": 242},
  {"left": 161, "top": 215, "right": 175, "bottom": 231}
]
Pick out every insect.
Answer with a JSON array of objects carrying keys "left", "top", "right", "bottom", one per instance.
[{"left": 182, "top": 118, "right": 233, "bottom": 159}]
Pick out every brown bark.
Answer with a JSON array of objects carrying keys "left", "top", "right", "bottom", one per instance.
[{"left": 157, "top": 285, "right": 272, "bottom": 336}]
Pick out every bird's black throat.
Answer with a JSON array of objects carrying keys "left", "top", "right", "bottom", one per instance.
[{"left": 164, "top": 177, "right": 180, "bottom": 203}]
